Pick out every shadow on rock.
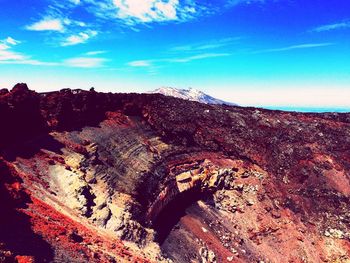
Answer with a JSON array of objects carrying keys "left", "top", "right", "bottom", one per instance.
[{"left": 0, "top": 160, "right": 54, "bottom": 262}]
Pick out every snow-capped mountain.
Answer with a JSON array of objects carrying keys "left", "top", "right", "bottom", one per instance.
[{"left": 149, "top": 87, "right": 237, "bottom": 106}]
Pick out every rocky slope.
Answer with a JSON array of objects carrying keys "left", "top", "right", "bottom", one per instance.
[
  {"left": 149, "top": 87, "right": 237, "bottom": 105},
  {"left": 0, "top": 83, "right": 350, "bottom": 263}
]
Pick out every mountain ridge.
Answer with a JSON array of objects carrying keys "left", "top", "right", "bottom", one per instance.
[{"left": 149, "top": 87, "right": 237, "bottom": 106}]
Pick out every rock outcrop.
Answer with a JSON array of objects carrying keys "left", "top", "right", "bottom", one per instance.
[{"left": 0, "top": 84, "right": 350, "bottom": 262}]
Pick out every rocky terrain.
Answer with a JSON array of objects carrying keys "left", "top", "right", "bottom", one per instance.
[
  {"left": 0, "top": 83, "right": 350, "bottom": 263},
  {"left": 149, "top": 87, "right": 237, "bottom": 105}
]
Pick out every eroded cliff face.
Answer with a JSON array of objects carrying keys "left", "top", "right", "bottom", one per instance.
[{"left": 1, "top": 83, "right": 350, "bottom": 262}]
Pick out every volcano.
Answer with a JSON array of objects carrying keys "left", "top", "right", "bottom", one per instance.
[
  {"left": 0, "top": 83, "right": 350, "bottom": 263},
  {"left": 149, "top": 87, "right": 237, "bottom": 106}
]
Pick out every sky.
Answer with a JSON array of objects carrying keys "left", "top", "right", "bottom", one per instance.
[{"left": 0, "top": 0, "right": 350, "bottom": 110}]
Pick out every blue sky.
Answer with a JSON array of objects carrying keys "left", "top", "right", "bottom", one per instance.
[{"left": 0, "top": 0, "right": 350, "bottom": 109}]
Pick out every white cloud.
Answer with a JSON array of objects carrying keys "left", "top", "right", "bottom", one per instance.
[
  {"left": 0, "top": 50, "right": 27, "bottom": 61},
  {"left": 70, "top": 0, "right": 81, "bottom": 4},
  {"left": 0, "top": 37, "right": 21, "bottom": 50},
  {"left": 61, "top": 30, "right": 98, "bottom": 46},
  {"left": 64, "top": 57, "right": 106, "bottom": 67},
  {"left": 128, "top": 60, "right": 152, "bottom": 67},
  {"left": 226, "top": 0, "right": 264, "bottom": 7},
  {"left": 81, "top": 0, "right": 206, "bottom": 25},
  {"left": 0, "top": 37, "right": 59, "bottom": 66},
  {"left": 169, "top": 53, "right": 231, "bottom": 63},
  {"left": 25, "top": 15, "right": 87, "bottom": 33},
  {"left": 171, "top": 37, "right": 241, "bottom": 52},
  {"left": 26, "top": 18, "right": 65, "bottom": 31},
  {"left": 25, "top": 14, "right": 93, "bottom": 48},
  {"left": 112, "top": 0, "right": 178, "bottom": 23},
  {"left": 0, "top": 37, "right": 26, "bottom": 61},
  {"left": 22, "top": 0, "right": 261, "bottom": 35},
  {"left": 85, "top": 50, "right": 107, "bottom": 56},
  {"left": 62, "top": 18, "right": 86, "bottom": 27},
  {"left": 127, "top": 52, "right": 230, "bottom": 69},
  {"left": 0, "top": 59, "right": 58, "bottom": 66},
  {"left": 4, "top": 37, "right": 21, "bottom": 45},
  {"left": 0, "top": 37, "right": 107, "bottom": 68},
  {"left": 76, "top": 21, "right": 86, "bottom": 27},
  {"left": 252, "top": 43, "right": 334, "bottom": 54},
  {"left": 0, "top": 44, "right": 9, "bottom": 50},
  {"left": 312, "top": 22, "right": 350, "bottom": 32}
]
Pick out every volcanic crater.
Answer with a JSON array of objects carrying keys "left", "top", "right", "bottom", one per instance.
[{"left": 1, "top": 83, "right": 350, "bottom": 263}]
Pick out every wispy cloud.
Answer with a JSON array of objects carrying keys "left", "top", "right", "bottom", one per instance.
[
  {"left": 25, "top": 12, "right": 93, "bottom": 47},
  {"left": 252, "top": 43, "right": 334, "bottom": 54},
  {"left": 128, "top": 60, "right": 152, "bottom": 67},
  {"left": 312, "top": 21, "right": 350, "bottom": 32},
  {"left": 62, "top": 18, "right": 86, "bottom": 27},
  {"left": 0, "top": 37, "right": 59, "bottom": 66},
  {"left": 171, "top": 37, "right": 241, "bottom": 52},
  {"left": 128, "top": 52, "right": 230, "bottom": 69},
  {"left": 69, "top": 0, "right": 80, "bottom": 5},
  {"left": 63, "top": 57, "right": 107, "bottom": 67},
  {"left": 0, "top": 50, "right": 26, "bottom": 62},
  {"left": 85, "top": 50, "right": 107, "bottom": 56},
  {"left": 81, "top": 0, "right": 211, "bottom": 25},
  {"left": 0, "top": 37, "right": 21, "bottom": 51},
  {"left": 226, "top": 0, "right": 265, "bottom": 7},
  {"left": 26, "top": 17, "right": 65, "bottom": 31},
  {"left": 38, "top": 0, "right": 256, "bottom": 28},
  {"left": 22, "top": 0, "right": 259, "bottom": 52},
  {"left": 61, "top": 30, "right": 98, "bottom": 46},
  {"left": 0, "top": 36, "right": 106, "bottom": 68},
  {"left": 169, "top": 53, "right": 231, "bottom": 63},
  {"left": 0, "top": 37, "right": 27, "bottom": 61},
  {"left": 113, "top": 0, "right": 179, "bottom": 23},
  {"left": 127, "top": 59, "right": 160, "bottom": 75},
  {"left": 0, "top": 59, "right": 59, "bottom": 66},
  {"left": 3, "top": 37, "right": 21, "bottom": 46}
]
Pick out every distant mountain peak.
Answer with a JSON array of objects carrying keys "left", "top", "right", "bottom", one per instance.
[{"left": 149, "top": 87, "right": 237, "bottom": 106}]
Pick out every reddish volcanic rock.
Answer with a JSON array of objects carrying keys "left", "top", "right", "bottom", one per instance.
[
  {"left": 0, "top": 83, "right": 350, "bottom": 262},
  {"left": 15, "top": 256, "right": 35, "bottom": 263}
]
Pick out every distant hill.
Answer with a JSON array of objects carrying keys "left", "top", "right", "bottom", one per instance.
[{"left": 149, "top": 87, "right": 237, "bottom": 106}]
